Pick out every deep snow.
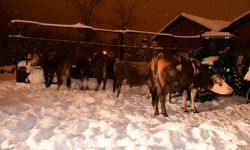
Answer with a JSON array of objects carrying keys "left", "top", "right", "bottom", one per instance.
[{"left": 0, "top": 73, "right": 250, "bottom": 150}]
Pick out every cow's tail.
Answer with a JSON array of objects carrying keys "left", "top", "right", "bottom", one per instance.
[{"left": 150, "top": 53, "right": 164, "bottom": 106}]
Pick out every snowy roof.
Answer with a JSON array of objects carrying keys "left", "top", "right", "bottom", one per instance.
[
  {"left": 221, "top": 10, "right": 250, "bottom": 31},
  {"left": 180, "top": 13, "right": 230, "bottom": 31},
  {"left": 156, "top": 12, "right": 230, "bottom": 34},
  {"left": 201, "top": 31, "right": 235, "bottom": 38},
  {"left": 10, "top": 19, "right": 201, "bottom": 38},
  {"left": 11, "top": 19, "right": 92, "bottom": 29},
  {"left": 152, "top": 13, "right": 230, "bottom": 41}
]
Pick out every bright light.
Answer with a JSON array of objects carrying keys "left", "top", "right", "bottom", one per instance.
[{"left": 102, "top": 50, "right": 107, "bottom": 55}]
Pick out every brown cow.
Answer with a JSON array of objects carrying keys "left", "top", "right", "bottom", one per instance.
[
  {"left": 244, "top": 66, "right": 250, "bottom": 81},
  {"left": 243, "top": 66, "right": 250, "bottom": 104},
  {"left": 150, "top": 53, "right": 233, "bottom": 117},
  {"left": 30, "top": 52, "right": 72, "bottom": 90},
  {"left": 76, "top": 51, "right": 114, "bottom": 91},
  {"left": 150, "top": 53, "right": 180, "bottom": 116},
  {"left": 90, "top": 51, "right": 114, "bottom": 91},
  {"left": 113, "top": 61, "right": 152, "bottom": 98}
]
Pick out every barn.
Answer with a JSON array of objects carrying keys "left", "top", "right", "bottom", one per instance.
[
  {"left": 152, "top": 13, "right": 230, "bottom": 56},
  {"left": 221, "top": 10, "right": 250, "bottom": 56}
]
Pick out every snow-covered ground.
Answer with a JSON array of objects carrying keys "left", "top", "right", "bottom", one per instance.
[{"left": 0, "top": 73, "right": 250, "bottom": 150}]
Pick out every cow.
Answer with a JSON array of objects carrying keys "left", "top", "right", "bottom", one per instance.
[
  {"left": 149, "top": 53, "right": 180, "bottom": 117},
  {"left": 90, "top": 51, "right": 114, "bottom": 91},
  {"left": 244, "top": 66, "right": 250, "bottom": 81},
  {"left": 150, "top": 53, "right": 233, "bottom": 117},
  {"left": 30, "top": 52, "right": 72, "bottom": 90},
  {"left": 76, "top": 50, "right": 114, "bottom": 91},
  {"left": 75, "top": 56, "right": 92, "bottom": 90},
  {"left": 237, "top": 55, "right": 250, "bottom": 103},
  {"left": 113, "top": 61, "right": 152, "bottom": 98},
  {"left": 243, "top": 66, "right": 250, "bottom": 103}
]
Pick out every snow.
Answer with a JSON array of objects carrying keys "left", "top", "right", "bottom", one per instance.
[
  {"left": 154, "top": 12, "right": 230, "bottom": 40},
  {"left": 10, "top": 19, "right": 200, "bottom": 39},
  {"left": 180, "top": 13, "right": 230, "bottom": 31},
  {"left": 0, "top": 72, "right": 250, "bottom": 150},
  {"left": 201, "top": 31, "right": 235, "bottom": 38},
  {"left": 11, "top": 20, "right": 92, "bottom": 29},
  {"left": 201, "top": 56, "right": 219, "bottom": 65}
]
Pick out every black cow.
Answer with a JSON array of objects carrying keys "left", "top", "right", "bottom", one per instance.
[
  {"left": 150, "top": 53, "right": 233, "bottom": 117},
  {"left": 76, "top": 51, "right": 114, "bottom": 91},
  {"left": 75, "top": 56, "right": 92, "bottom": 90},
  {"left": 113, "top": 61, "right": 151, "bottom": 98},
  {"left": 30, "top": 52, "right": 72, "bottom": 89}
]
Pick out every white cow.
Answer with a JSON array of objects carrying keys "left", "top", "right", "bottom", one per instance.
[{"left": 243, "top": 66, "right": 250, "bottom": 81}]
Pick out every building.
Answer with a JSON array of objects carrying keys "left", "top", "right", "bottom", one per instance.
[
  {"left": 152, "top": 13, "right": 230, "bottom": 55},
  {"left": 221, "top": 11, "right": 250, "bottom": 56}
]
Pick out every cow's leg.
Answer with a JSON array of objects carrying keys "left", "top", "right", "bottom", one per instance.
[
  {"left": 102, "top": 65, "right": 107, "bottom": 90},
  {"left": 116, "top": 81, "right": 122, "bottom": 98},
  {"left": 152, "top": 96, "right": 159, "bottom": 116},
  {"left": 102, "top": 77, "right": 107, "bottom": 90},
  {"left": 47, "top": 73, "right": 54, "bottom": 88},
  {"left": 247, "top": 87, "right": 250, "bottom": 104},
  {"left": 43, "top": 71, "right": 49, "bottom": 88},
  {"left": 56, "top": 73, "right": 62, "bottom": 90},
  {"left": 168, "top": 90, "right": 172, "bottom": 103},
  {"left": 79, "top": 70, "right": 84, "bottom": 90},
  {"left": 181, "top": 90, "right": 188, "bottom": 112},
  {"left": 65, "top": 68, "right": 71, "bottom": 89},
  {"left": 66, "top": 76, "right": 71, "bottom": 89},
  {"left": 160, "top": 92, "right": 168, "bottom": 117},
  {"left": 113, "top": 76, "right": 117, "bottom": 93},
  {"left": 145, "top": 88, "right": 151, "bottom": 99},
  {"left": 153, "top": 99, "right": 159, "bottom": 116},
  {"left": 190, "top": 88, "right": 198, "bottom": 113},
  {"left": 85, "top": 77, "right": 89, "bottom": 90},
  {"left": 151, "top": 86, "right": 159, "bottom": 116},
  {"left": 145, "top": 81, "right": 151, "bottom": 99},
  {"left": 95, "top": 76, "right": 102, "bottom": 91}
]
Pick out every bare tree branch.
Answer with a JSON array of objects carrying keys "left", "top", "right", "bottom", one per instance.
[
  {"left": 65, "top": 0, "right": 102, "bottom": 25},
  {"left": 113, "top": 0, "right": 138, "bottom": 30}
]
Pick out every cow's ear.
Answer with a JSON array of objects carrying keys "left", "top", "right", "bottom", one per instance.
[{"left": 208, "top": 78, "right": 214, "bottom": 88}]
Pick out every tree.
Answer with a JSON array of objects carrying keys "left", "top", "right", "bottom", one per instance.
[
  {"left": 112, "top": 0, "right": 138, "bottom": 30},
  {"left": 65, "top": 0, "right": 102, "bottom": 25},
  {"left": 112, "top": 0, "right": 140, "bottom": 59},
  {"left": 65, "top": 0, "right": 103, "bottom": 61}
]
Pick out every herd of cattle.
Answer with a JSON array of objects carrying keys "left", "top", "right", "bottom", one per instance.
[{"left": 25, "top": 51, "right": 250, "bottom": 117}]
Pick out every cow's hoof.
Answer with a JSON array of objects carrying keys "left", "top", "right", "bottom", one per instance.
[
  {"left": 182, "top": 108, "right": 188, "bottom": 112},
  {"left": 153, "top": 112, "right": 159, "bottom": 116},
  {"left": 161, "top": 113, "right": 168, "bottom": 117},
  {"left": 247, "top": 101, "right": 249, "bottom": 104},
  {"left": 191, "top": 109, "right": 199, "bottom": 113}
]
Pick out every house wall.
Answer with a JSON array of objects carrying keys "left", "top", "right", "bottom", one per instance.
[
  {"left": 157, "top": 18, "right": 207, "bottom": 52},
  {"left": 165, "top": 18, "right": 209, "bottom": 36},
  {"left": 232, "top": 21, "right": 250, "bottom": 56}
]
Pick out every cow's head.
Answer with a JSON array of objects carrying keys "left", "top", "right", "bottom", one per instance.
[
  {"left": 243, "top": 66, "right": 250, "bottom": 81},
  {"left": 209, "top": 74, "right": 233, "bottom": 95},
  {"left": 29, "top": 54, "right": 40, "bottom": 67}
]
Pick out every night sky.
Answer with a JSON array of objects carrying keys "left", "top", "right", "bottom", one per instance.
[{"left": 2, "top": 0, "right": 250, "bottom": 31}]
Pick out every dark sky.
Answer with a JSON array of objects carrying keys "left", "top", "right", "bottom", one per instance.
[{"left": 3, "top": 0, "right": 250, "bottom": 32}]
